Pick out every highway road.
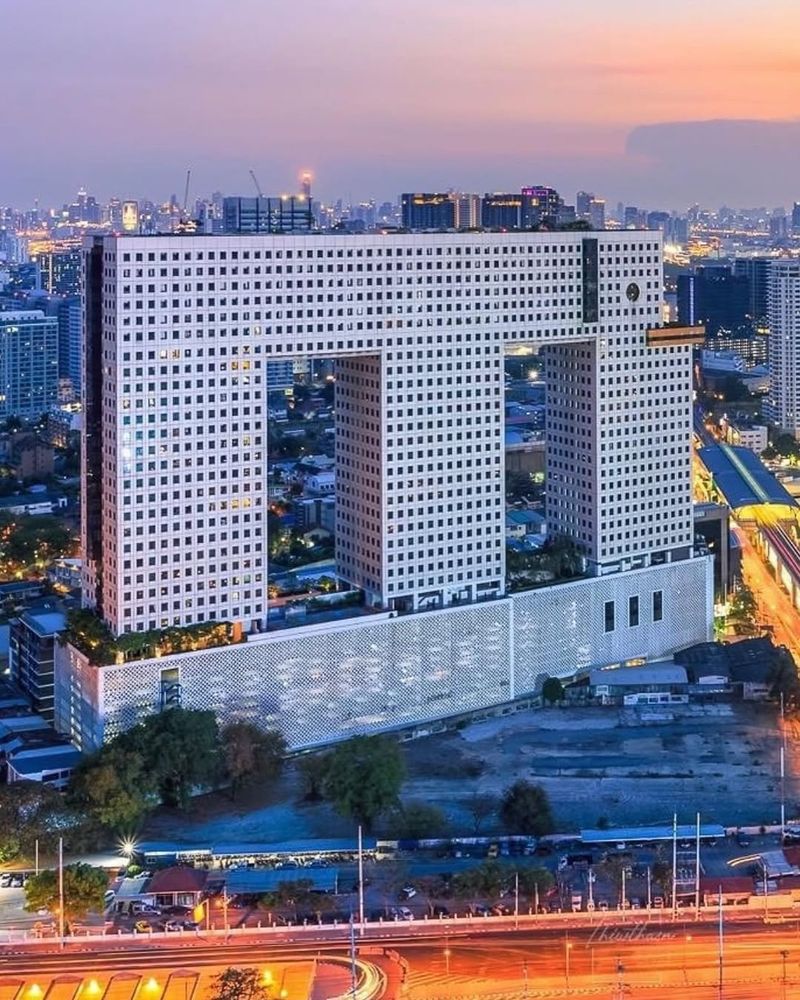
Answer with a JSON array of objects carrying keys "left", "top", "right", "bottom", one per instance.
[
  {"left": 7, "top": 919, "right": 800, "bottom": 999},
  {"left": 732, "top": 521, "right": 800, "bottom": 662}
]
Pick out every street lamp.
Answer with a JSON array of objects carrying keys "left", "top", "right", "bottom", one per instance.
[
  {"left": 443, "top": 945, "right": 451, "bottom": 977},
  {"left": 780, "top": 949, "right": 789, "bottom": 1000}
]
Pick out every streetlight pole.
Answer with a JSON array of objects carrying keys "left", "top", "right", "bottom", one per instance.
[
  {"left": 781, "top": 949, "right": 789, "bottom": 1000},
  {"left": 58, "top": 836, "right": 64, "bottom": 949},
  {"left": 672, "top": 813, "right": 678, "bottom": 919},
  {"left": 357, "top": 824, "right": 365, "bottom": 934},
  {"left": 695, "top": 811, "right": 701, "bottom": 916},
  {"left": 564, "top": 936, "right": 572, "bottom": 994},
  {"left": 514, "top": 871, "right": 519, "bottom": 930},
  {"left": 718, "top": 888, "right": 724, "bottom": 1000}
]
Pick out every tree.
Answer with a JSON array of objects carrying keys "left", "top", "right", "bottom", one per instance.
[
  {"left": 132, "top": 708, "right": 221, "bottom": 809},
  {"left": 729, "top": 584, "right": 759, "bottom": 633},
  {"left": 24, "top": 863, "right": 107, "bottom": 931},
  {"left": 0, "top": 781, "right": 71, "bottom": 862},
  {"left": 66, "top": 744, "right": 157, "bottom": 830},
  {"left": 466, "top": 792, "right": 498, "bottom": 835},
  {"left": 542, "top": 677, "right": 565, "bottom": 704},
  {"left": 296, "top": 753, "right": 330, "bottom": 801},
  {"left": 210, "top": 967, "right": 269, "bottom": 1000},
  {"left": 221, "top": 722, "right": 287, "bottom": 798},
  {"left": 392, "top": 801, "right": 449, "bottom": 839},
  {"left": 499, "top": 780, "right": 554, "bottom": 836},
  {"left": 515, "top": 865, "right": 554, "bottom": 899},
  {"left": 323, "top": 734, "right": 406, "bottom": 831}
]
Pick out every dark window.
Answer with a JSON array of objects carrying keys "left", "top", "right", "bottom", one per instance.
[
  {"left": 629, "top": 595, "right": 639, "bottom": 627},
  {"left": 604, "top": 600, "right": 615, "bottom": 633},
  {"left": 653, "top": 590, "right": 663, "bottom": 622},
  {"left": 581, "top": 238, "right": 599, "bottom": 323}
]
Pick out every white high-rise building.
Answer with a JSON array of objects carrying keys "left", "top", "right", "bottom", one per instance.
[
  {"left": 767, "top": 260, "right": 800, "bottom": 438},
  {"left": 82, "top": 231, "right": 695, "bottom": 633},
  {"left": 62, "top": 230, "right": 712, "bottom": 750}
]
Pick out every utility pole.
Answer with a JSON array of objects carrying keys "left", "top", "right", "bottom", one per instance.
[
  {"left": 357, "top": 825, "right": 365, "bottom": 933},
  {"left": 34, "top": 839, "right": 39, "bottom": 877},
  {"left": 349, "top": 913, "right": 358, "bottom": 1000},
  {"left": 621, "top": 865, "right": 626, "bottom": 915},
  {"left": 58, "top": 836, "right": 64, "bottom": 948},
  {"left": 646, "top": 865, "right": 652, "bottom": 909},
  {"left": 717, "top": 889, "right": 724, "bottom": 1000},
  {"left": 781, "top": 949, "right": 789, "bottom": 1000},
  {"left": 672, "top": 813, "right": 678, "bottom": 918},
  {"left": 695, "top": 811, "right": 701, "bottom": 915},
  {"left": 781, "top": 744, "right": 787, "bottom": 843}
]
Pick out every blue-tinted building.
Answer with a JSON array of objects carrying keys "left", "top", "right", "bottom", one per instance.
[{"left": 0, "top": 311, "right": 59, "bottom": 419}]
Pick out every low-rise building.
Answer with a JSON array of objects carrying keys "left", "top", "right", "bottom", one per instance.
[
  {"left": 0, "top": 492, "right": 68, "bottom": 516},
  {"left": 725, "top": 423, "right": 768, "bottom": 455},
  {"left": 9, "top": 607, "right": 65, "bottom": 721},
  {"left": 585, "top": 662, "right": 689, "bottom": 705}
]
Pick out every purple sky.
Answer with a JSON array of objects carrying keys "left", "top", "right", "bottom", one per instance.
[{"left": 1, "top": 0, "right": 798, "bottom": 210}]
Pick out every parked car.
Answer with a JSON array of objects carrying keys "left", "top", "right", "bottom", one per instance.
[
  {"left": 162, "top": 904, "right": 192, "bottom": 917},
  {"left": 0, "top": 875, "right": 11, "bottom": 888},
  {"left": 133, "top": 920, "right": 152, "bottom": 933},
  {"left": 401, "top": 884, "right": 417, "bottom": 899},
  {"left": 470, "top": 904, "right": 490, "bottom": 916}
]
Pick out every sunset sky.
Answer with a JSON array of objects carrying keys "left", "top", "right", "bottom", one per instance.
[{"left": 1, "top": 0, "right": 798, "bottom": 208}]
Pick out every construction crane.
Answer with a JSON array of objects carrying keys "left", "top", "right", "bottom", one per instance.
[
  {"left": 249, "top": 169, "right": 264, "bottom": 198},
  {"left": 182, "top": 169, "right": 192, "bottom": 219}
]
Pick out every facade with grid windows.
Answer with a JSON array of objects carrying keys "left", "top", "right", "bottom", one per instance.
[{"left": 63, "top": 230, "right": 713, "bottom": 747}]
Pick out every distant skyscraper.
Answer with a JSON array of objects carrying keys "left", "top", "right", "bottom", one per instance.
[
  {"left": 451, "top": 193, "right": 481, "bottom": 229},
  {"left": 481, "top": 193, "right": 523, "bottom": 229},
  {"left": 576, "top": 191, "right": 594, "bottom": 220},
  {"left": 791, "top": 201, "right": 800, "bottom": 234},
  {"left": 121, "top": 201, "right": 139, "bottom": 233},
  {"left": 677, "top": 266, "right": 750, "bottom": 335},
  {"left": 521, "top": 186, "right": 562, "bottom": 225},
  {"left": 733, "top": 258, "right": 771, "bottom": 326},
  {"left": 767, "top": 260, "right": 800, "bottom": 436},
  {"left": 400, "top": 193, "right": 455, "bottom": 229},
  {"left": 300, "top": 171, "right": 313, "bottom": 200},
  {"left": 223, "top": 196, "right": 313, "bottom": 233},
  {"left": 34, "top": 246, "right": 82, "bottom": 297},
  {"left": 588, "top": 199, "right": 606, "bottom": 231},
  {"left": 0, "top": 311, "right": 59, "bottom": 419}
]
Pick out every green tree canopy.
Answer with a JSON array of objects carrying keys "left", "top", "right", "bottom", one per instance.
[
  {"left": 210, "top": 967, "right": 270, "bottom": 1000},
  {"left": 499, "top": 779, "right": 554, "bottom": 836},
  {"left": 221, "top": 722, "right": 287, "bottom": 798},
  {"left": 0, "top": 781, "right": 72, "bottom": 863},
  {"left": 66, "top": 744, "right": 158, "bottom": 830},
  {"left": 542, "top": 677, "right": 565, "bottom": 704},
  {"left": 130, "top": 708, "right": 221, "bottom": 809},
  {"left": 24, "top": 863, "right": 108, "bottom": 930},
  {"left": 65, "top": 707, "right": 221, "bottom": 823},
  {"left": 391, "top": 800, "right": 449, "bottom": 839},
  {"left": 296, "top": 752, "right": 331, "bottom": 801},
  {"left": 323, "top": 734, "right": 406, "bottom": 830}
]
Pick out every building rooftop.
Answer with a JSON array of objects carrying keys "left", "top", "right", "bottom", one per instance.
[
  {"left": 698, "top": 444, "right": 795, "bottom": 510},
  {"left": 146, "top": 866, "right": 208, "bottom": 895},
  {"left": 588, "top": 663, "right": 688, "bottom": 687},
  {"left": 19, "top": 609, "right": 66, "bottom": 637},
  {"left": 225, "top": 867, "right": 339, "bottom": 894},
  {"left": 7, "top": 747, "right": 81, "bottom": 776}
]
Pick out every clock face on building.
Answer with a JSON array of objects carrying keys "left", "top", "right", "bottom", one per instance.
[{"left": 626, "top": 282, "right": 641, "bottom": 302}]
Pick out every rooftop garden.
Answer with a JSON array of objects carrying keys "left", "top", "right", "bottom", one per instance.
[{"left": 62, "top": 607, "right": 244, "bottom": 666}]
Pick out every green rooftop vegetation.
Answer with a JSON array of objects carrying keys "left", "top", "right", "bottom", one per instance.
[{"left": 62, "top": 607, "right": 244, "bottom": 666}]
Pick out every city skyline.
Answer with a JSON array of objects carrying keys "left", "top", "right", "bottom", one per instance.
[{"left": 1, "top": 0, "right": 799, "bottom": 208}]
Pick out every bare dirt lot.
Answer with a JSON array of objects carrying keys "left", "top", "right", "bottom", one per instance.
[
  {"left": 401, "top": 702, "right": 796, "bottom": 830},
  {"left": 146, "top": 702, "right": 798, "bottom": 843}
]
